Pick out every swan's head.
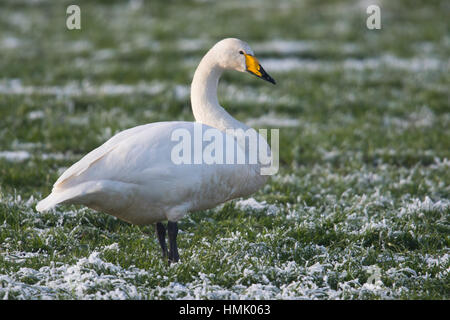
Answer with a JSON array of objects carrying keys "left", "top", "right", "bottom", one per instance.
[{"left": 212, "top": 38, "right": 276, "bottom": 84}]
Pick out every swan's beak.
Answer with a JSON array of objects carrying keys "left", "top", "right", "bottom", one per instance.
[{"left": 245, "top": 54, "right": 276, "bottom": 85}]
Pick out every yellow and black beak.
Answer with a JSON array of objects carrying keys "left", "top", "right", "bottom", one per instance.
[{"left": 244, "top": 54, "right": 276, "bottom": 85}]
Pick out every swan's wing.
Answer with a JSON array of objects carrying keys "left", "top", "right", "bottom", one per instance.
[
  {"left": 38, "top": 121, "right": 264, "bottom": 219},
  {"left": 53, "top": 122, "right": 164, "bottom": 189}
]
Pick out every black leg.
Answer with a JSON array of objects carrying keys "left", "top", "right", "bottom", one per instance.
[
  {"left": 156, "top": 222, "right": 168, "bottom": 259},
  {"left": 167, "top": 221, "right": 179, "bottom": 263}
]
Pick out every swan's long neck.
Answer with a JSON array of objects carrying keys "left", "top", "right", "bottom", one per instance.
[
  {"left": 190, "top": 46, "right": 273, "bottom": 177},
  {"left": 191, "top": 52, "right": 248, "bottom": 132}
]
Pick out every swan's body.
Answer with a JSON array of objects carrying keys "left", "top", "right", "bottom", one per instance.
[
  {"left": 37, "top": 38, "right": 276, "bottom": 262},
  {"left": 37, "top": 121, "right": 266, "bottom": 224}
]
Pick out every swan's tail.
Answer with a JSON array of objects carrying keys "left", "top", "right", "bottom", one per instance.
[
  {"left": 36, "top": 186, "right": 82, "bottom": 212},
  {"left": 36, "top": 192, "right": 64, "bottom": 212},
  {"left": 36, "top": 180, "right": 133, "bottom": 213},
  {"left": 36, "top": 181, "right": 95, "bottom": 212}
]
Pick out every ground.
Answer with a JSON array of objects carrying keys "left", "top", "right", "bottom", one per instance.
[{"left": 0, "top": 0, "right": 449, "bottom": 299}]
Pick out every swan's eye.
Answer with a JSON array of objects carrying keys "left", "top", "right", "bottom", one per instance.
[{"left": 239, "top": 50, "right": 244, "bottom": 55}]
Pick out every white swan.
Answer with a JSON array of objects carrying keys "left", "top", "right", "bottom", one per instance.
[{"left": 36, "top": 38, "right": 276, "bottom": 262}]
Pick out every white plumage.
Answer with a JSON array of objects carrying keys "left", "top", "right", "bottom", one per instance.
[{"left": 36, "top": 38, "right": 276, "bottom": 262}]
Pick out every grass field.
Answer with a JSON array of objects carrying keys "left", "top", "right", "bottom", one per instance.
[{"left": 0, "top": 0, "right": 449, "bottom": 299}]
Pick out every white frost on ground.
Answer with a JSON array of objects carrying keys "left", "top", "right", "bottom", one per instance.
[
  {"left": 262, "top": 55, "right": 448, "bottom": 73},
  {"left": 253, "top": 40, "right": 317, "bottom": 54},
  {"left": 235, "top": 198, "right": 279, "bottom": 215},
  {"left": 246, "top": 112, "right": 300, "bottom": 128},
  {"left": 0, "top": 151, "right": 31, "bottom": 162},
  {"left": 253, "top": 40, "right": 360, "bottom": 55},
  {"left": 0, "top": 184, "right": 448, "bottom": 299},
  {"left": 3, "top": 244, "right": 443, "bottom": 299},
  {"left": 383, "top": 106, "right": 437, "bottom": 132},
  {"left": 1, "top": 36, "right": 22, "bottom": 49},
  {"left": 27, "top": 110, "right": 45, "bottom": 120},
  {"left": 399, "top": 197, "right": 450, "bottom": 218},
  {"left": 0, "top": 150, "right": 78, "bottom": 162},
  {"left": 0, "top": 251, "right": 146, "bottom": 300},
  {"left": 0, "top": 80, "right": 166, "bottom": 97}
]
